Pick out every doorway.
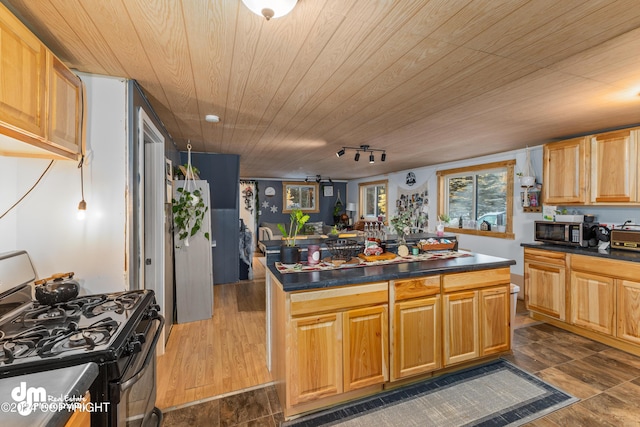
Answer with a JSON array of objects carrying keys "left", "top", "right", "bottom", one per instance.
[{"left": 137, "top": 107, "right": 169, "bottom": 354}]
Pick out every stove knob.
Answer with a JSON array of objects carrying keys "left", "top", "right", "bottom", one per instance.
[
  {"left": 145, "top": 304, "right": 161, "bottom": 319},
  {"left": 127, "top": 339, "right": 142, "bottom": 355},
  {"left": 135, "top": 333, "right": 146, "bottom": 345}
]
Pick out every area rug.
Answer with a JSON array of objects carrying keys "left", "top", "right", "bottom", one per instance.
[{"left": 284, "top": 359, "right": 578, "bottom": 427}]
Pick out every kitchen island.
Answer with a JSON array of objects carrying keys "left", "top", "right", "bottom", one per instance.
[{"left": 264, "top": 246, "right": 515, "bottom": 419}]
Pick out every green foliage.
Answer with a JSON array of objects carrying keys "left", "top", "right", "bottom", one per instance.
[
  {"left": 391, "top": 211, "right": 413, "bottom": 236},
  {"left": 172, "top": 187, "right": 210, "bottom": 247},
  {"left": 277, "top": 209, "right": 310, "bottom": 247},
  {"left": 438, "top": 213, "right": 451, "bottom": 223}
]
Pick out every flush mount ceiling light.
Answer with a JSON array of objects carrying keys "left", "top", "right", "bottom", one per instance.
[
  {"left": 205, "top": 114, "right": 220, "bottom": 123},
  {"left": 241, "top": 0, "right": 297, "bottom": 20},
  {"left": 336, "top": 145, "right": 387, "bottom": 163}
]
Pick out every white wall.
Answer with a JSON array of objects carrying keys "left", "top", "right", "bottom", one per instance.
[
  {"left": 347, "top": 147, "right": 545, "bottom": 277},
  {"left": 0, "top": 75, "right": 128, "bottom": 294},
  {"left": 0, "top": 155, "right": 18, "bottom": 252}
]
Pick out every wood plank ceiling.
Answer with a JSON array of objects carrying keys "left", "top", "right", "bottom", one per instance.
[{"left": 4, "top": 0, "right": 640, "bottom": 179}]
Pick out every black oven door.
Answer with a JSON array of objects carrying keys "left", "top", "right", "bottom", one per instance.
[{"left": 116, "top": 314, "right": 164, "bottom": 427}]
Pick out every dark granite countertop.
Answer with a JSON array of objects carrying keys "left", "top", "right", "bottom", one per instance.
[
  {"left": 268, "top": 251, "right": 515, "bottom": 292},
  {"left": 0, "top": 362, "right": 98, "bottom": 427},
  {"left": 521, "top": 242, "right": 640, "bottom": 263}
]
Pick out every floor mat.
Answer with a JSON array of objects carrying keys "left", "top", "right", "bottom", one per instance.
[{"left": 284, "top": 359, "right": 578, "bottom": 427}]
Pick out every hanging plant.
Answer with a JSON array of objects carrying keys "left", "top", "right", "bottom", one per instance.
[
  {"left": 172, "top": 187, "right": 210, "bottom": 247},
  {"left": 172, "top": 143, "right": 209, "bottom": 248}
]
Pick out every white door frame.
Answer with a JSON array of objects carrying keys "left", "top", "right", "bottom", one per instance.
[{"left": 138, "top": 107, "right": 166, "bottom": 354}]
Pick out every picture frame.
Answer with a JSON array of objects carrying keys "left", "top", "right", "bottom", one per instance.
[
  {"left": 323, "top": 185, "right": 334, "bottom": 197},
  {"left": 165, "top": 158, "right": 173, "bottom": 181}
]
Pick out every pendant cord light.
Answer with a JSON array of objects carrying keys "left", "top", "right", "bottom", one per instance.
[
  {"left": 77, "top": 155, "right": 87, "bottom": 218},
  {"left": 0, "top": 160, "right": 54, "bottom": 220}
]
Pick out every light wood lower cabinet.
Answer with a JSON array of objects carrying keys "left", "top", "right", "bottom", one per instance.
[
  {"left": 290, "top": 313, "right": 343, "bottom": 405},
  {"left": 480, "top": 287, "right": 510, "bottom": 355},
  {"left": 524, "top": 249, "right": 566, "bottom": 320},
  {"left": 272, "top": 268, "right": 511, "bottom": 418},
  {"left": 618, "top": 280, "right": 640, "bottom": 344},
  {"left": 443, "top": 291, "right": 479, "bottom": 366},
  {"left": 286, "top": 282, "right": 388, "bottom": 406},
  {"left": 570, "top": 270, "right": 614, "bottom": 335},
  {"left": 343, "top": 305, "right": 388, "bottom": 392},
  {"left": 392, "top": 296, "right": 441, "bottom": 379},
  {"left": 526, "top": 250, "right": 640, "bottom": 357}
]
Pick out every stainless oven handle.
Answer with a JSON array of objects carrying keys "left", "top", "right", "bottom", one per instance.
[{"left": 120, "top": 315, "right": 165, "bottom": 392}]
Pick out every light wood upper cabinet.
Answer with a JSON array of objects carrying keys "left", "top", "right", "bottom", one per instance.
[
  {"left": 289, "top": 313, "right": 343, "bottom": 405},
  {"left": 590, "top": 130, "right": 637, "bottom": 203},
  {"left": 0, "top": 3, "right": 82, "bottom": 160},
  {"left": 479, "top": 287, "right": 510, "bottom": 355},
  {"left": 543, "top": 137, "right": 589, "bottom": 204},
  {"left": 570, "top": 270, "right": 615, "bottom": 335},
  {"left": 0, "top": 5, "right": 46, "bottom": 138},
  {"left": 524, "top": 249, "right": 566, "bottom": 320},
  {"left": 48, "top": 53, "right": 83, "bottom": 155},
  {"left": 392, "top": 296, "right": 441, "bottom": 380},
  {"left": 617, "top": 279, "right": 640, "bottom": 345},
  {"left": 343, "top": 305, "right": 388, "bottom": 392}
]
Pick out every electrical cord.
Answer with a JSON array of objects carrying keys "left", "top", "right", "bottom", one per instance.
[{"left": 0, "top": 160, "right": 55, "bottom": 220}]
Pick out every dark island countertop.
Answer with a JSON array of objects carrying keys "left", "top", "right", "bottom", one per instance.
[
  {"left": 521, "top": 242, "right": 640, "bottom": 263},
  {"left": 268, "top": 251, "right": 515, "bottom": 292}
]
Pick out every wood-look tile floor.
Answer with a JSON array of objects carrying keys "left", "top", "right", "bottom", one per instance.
[{"left": 159, "top": 271, "right": 640, "bottom": 426}]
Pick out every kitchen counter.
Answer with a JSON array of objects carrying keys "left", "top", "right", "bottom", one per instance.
[
  {"left": 266, "top": 250, "right": 514, "bottom": 418},
  {"left": 0, "top": 362, "right": 98, "bottom": 427},
  {"left": 268, "top": 251, "right": 515, "bottom": 292},
  {"left": 521, "top": 242, "right": 640, "bottom": 263}
]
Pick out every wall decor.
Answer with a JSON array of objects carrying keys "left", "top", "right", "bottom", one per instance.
[
  {"left": 395, "top": 180, "right": 429, "bottom": 233},
  {"left": 265, "top": 186, "right": 276, "bottom": 196},
  {"left": 323, "top": 185, "right": 334, "bottom": 197},
  {"left": 406, "top": 171, "right": 416, "bottom": 186}
]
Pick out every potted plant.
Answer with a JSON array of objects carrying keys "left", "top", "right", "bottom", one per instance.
[
  {"left": 172, "top": 186, "right": 209, "bottom": 248},
  {"left": 277, "top": 209, "right": 310, "bottom": 264}
]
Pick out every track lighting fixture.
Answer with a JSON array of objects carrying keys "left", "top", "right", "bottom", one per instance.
[
  {"left": 336, "top": 144, "right": 387, "bottom": 164},
  {"left": 304, "top": 174, "right": 333, "bottom": 184}
]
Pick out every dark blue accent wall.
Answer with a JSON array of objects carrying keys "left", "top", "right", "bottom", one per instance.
[{"left": 256, "top": 179, "right": 347, "bottom": 227}]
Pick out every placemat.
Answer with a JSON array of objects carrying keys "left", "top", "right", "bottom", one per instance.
[{"left": 275, "top": 251, "right": 472, "bottom": 273}]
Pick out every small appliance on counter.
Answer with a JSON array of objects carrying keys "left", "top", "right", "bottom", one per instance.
[
  {"left": 611, "top": 226, "right": 640, "bottom": 252},
  {"left": 534, "top": 219, "right": 609, "bottom": 248}
]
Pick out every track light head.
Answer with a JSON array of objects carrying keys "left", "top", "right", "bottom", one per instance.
[
  {"left": 381, "top": 152, "right": 386, "bottom": 162},
  {"left": 354, "top": 152, "right": 360, "bottom": 161},
  {"left": 369, "top": 153, "right": 375, "bottom": 163},
  {"left": 336, "top": 148, "right": 345, "bottom": 157},
  {"left": 316, "top": 175, "right": 321, "bottom": 183}
]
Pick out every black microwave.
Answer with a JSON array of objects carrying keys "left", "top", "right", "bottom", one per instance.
[{"left": 534, "top": 221, "right": 591, "bottom": 247}]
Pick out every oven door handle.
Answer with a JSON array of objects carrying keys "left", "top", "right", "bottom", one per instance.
[{"left": 120, "top": 315, "right": 165, "bottom": 392}]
